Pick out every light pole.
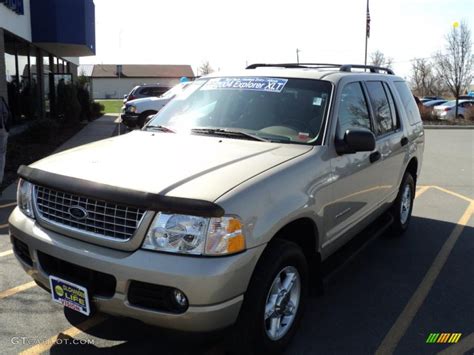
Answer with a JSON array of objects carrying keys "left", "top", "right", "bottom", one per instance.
[
  {"left": 296, "top": 48, "right": 301, "bottom": 64},
  {"left": 453, "top": 21, "right": 459, "bottom": 118},
  {"left": 364, "top": 0, "right": 370, "bottom": 67}
]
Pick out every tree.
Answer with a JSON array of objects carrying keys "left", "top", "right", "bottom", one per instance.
[
  {"left": 410, "top": 58, "right": 446, "bottom": 97},
  {"left": 370, "top": 50, "right": 393, "bottom": 69},
  {"left": 434, "top": 21, "right": 473, "bottom": 118},
  {"left": 198, "top": 61, "right": 214, "bottom": 76}
]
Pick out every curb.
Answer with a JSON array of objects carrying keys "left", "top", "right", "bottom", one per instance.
[{"left": 423, "top": 125, "right": 474, "bottom": 129}]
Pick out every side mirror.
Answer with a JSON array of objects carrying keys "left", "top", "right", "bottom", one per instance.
[
  {"left": 123, "top": 94, "right": 128, "bottom": 99},
  {"left": 335, "top": 128, "right": 376, "bottom": 155}
]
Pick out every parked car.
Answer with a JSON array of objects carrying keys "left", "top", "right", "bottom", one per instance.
[
  {"left": 421, "top": 96, "right": 444, "bottom": 102},
  {"left": 121, "top": 82, "right": 191, "bottom": 128},
  {"left": 422, "top": 99, "right": 447, "bottom": 107},
  {"left": 10, "top": 63, "right": 424, "bottom": 353},
  {"left": 433, "top": 99, "right": 474, "bottom": 119},
  {"left": 123, "top": 84, "right": 170, "bottom": 103},
  {"left": 420, "top": 99, "right": 448, "bottom": 120}
]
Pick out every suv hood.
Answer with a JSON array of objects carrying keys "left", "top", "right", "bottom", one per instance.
[
  {"left": 128, "top": 97, "right": 169, "bottom": 105},
  {"left": 30, "top": 131, "right": 313, "bottom": 202}
]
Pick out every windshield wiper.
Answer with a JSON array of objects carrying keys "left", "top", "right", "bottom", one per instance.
[
  {"left": 191, "top": 128, "right": 270, "bottom": 142},
  {"left": 145, "top": 125, "right": 175, "bottom": 133}
]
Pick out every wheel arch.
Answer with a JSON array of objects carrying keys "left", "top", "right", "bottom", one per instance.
[
  {"left": 405, "top": 157, "right": 418, "bottom": 184},
  {"left": 267, "top": 217, "right": 322, "bottom": 294}
]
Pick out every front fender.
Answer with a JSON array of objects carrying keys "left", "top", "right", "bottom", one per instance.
[{"left": 216, "top": 148, "right": 333, "bottom": 252}]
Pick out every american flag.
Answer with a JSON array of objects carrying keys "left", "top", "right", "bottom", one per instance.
[{"left": 366, "top": 0, "right": 371, "bottom": 38}]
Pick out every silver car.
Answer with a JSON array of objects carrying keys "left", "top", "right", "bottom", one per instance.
[
  {"left": 433, "top": 99, "right": 474, "bottom": 119},
  {"left": 10, "top": 63, "right": 424, "bottom": 353}
]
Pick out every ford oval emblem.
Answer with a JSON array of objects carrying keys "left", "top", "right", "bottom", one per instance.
[{"left": 68, "top": 206, "right": 88, "bottom": 220}]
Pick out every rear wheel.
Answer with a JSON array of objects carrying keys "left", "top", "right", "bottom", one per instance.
[
  {"left": 232, "top": 239, "right": 308, "bottom": 354},
  {"left": 390, "top": 172, "right": 415, "bottom": 235}
]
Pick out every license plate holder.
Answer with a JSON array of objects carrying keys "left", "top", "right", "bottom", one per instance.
[{"left": 49, "top": 275, "right": 90, "bottom": 316}]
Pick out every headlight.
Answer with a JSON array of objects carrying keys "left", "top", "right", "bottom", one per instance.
[
  {"left": 127, "top": 105, "right": 137, "bottom": 113},
  {"left": 142, "top": 213, "right": 245, "bottom": 256},
  {"left": 17, "top": 179, "right": 35, "bottom": 218}
]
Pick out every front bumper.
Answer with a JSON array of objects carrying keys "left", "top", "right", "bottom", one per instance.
[
  {"left": 121, "top": 113, "right": 140, "bottom": 127},
  {"left": 9, "top": 208, "right": 265, "bottom": 332}
]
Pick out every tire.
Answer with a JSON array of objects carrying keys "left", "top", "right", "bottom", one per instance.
[
  {"left": 390, "top": 172, "right": 415, "bottom": 235},
  {"left": 137, "top": 111, "right": 156, "bottom": 128},
  {"left": 231, "top": 239, "right": 308, "bottom": 354}
]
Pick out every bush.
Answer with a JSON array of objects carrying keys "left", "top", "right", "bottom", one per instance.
[
  {"left": 465, "top": 106, "right": 474, "bottom": 121},
  {"left": 90, "top": 102, "right": 104, "bottom": 119},
  {"left": 62, "top": 84, "right": 81, "bottom": 124},
  {"left": 77, "top": 85, "right": 92, "bottom": 121},
  {"left": 15, "top": 119, "right": 61, "bottom": 144},
  {"left": 419, "top": 106, "right": 436, "bottom": 121}
]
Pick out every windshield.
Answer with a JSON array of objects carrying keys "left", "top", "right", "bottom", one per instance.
[{"left": 147, "top": 77, "right": 332, "bottom": 144}]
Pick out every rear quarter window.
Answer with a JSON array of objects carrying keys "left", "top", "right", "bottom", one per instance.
[{"left": 394, "top": 81, "right": 422, "bottom": 125}]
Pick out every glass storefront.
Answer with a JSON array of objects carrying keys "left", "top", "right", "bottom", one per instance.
[{"left": 2, "top": 30, "right": 74, "bottom": 123}]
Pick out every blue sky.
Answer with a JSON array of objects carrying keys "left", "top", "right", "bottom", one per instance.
[{"left": 81, "top": 0, "right": 473, "bottom": 79}]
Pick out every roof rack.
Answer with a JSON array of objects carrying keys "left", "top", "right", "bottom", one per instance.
[
  {"left": 246, "top": 63, "right": 343, "bottom": 70},
  {"left": 245, "top": 63, "right": 395, "bottom": 75},
  {"left": 339, "top": 64, "right": 394, "bottom": 75}
]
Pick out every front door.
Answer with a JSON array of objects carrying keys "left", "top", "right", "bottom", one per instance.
[{"left": 325, "top": 81, "right": 383, "bottom": 246}]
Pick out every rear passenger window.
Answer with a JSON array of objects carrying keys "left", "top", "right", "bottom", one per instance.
[
  {"left": 150, "top": 88, "right": 167, "bottom": 96},
  {"left": 338, "top": 82, "right": 371, "bottom": 134},
  {"left": 382, "top": 82, "right": 399, "bottom": 130},
  {"left": 365, "top": 82, "right": 395, "bottom": 136},
  {"left": 394, "top": 81, "right": 422, "bottom": 125}
]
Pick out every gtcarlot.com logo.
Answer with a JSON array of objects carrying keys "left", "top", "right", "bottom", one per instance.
[{"left": 426, "top": 333, "right": 462, "bottom": 344}]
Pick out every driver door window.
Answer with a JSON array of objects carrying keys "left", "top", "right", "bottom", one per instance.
[{"left": 338, "top": 82, "right": 372, "bottom": 135}]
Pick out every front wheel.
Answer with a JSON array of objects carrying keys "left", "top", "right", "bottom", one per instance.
[
  {"left": 390, "top": 172, "right": 415, "bottom": 235},
  {"left": 232, "top": 239, "right": 308, "bottom": 354}
]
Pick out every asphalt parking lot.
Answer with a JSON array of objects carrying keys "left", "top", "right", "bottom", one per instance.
[{"left": 0, "top": 129, "right": 472, "bottom": 355}]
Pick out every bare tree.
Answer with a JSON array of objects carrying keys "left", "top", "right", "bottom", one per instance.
[
  {"left": 410, "top": 58, "right": 446, "bottom": 97},
  {"left": 370, "top": 50, "right": 393, "bottom": 69},
  {"left": 198, "top": 61, "right": 214, "bottom": 76},
  {"left": 434, "top": 21, "right": 473, "bottom": 117}
]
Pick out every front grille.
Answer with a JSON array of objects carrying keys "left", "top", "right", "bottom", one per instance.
[
  {"left": 34, "top": 185, "right": 146, "bottom": 240},
  {"left": 38, "top": 251, "right": 116, "bottom": 298}
]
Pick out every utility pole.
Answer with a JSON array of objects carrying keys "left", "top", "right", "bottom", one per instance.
[{"left": 296, "top": 48, "right": 301, "bottom": 64}]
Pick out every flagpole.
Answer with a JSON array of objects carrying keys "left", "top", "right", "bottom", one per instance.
[{"left": 364, "top": 0, "right": 369, "bottom": 66}]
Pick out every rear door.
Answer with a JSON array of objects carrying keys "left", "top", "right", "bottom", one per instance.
[{"left": 363, "top": 81, "right": 407, "bottom": 205}]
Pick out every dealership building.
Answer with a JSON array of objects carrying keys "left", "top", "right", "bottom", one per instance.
[{"left": 0, "top": 0, "right": 95, "bottom": 121}]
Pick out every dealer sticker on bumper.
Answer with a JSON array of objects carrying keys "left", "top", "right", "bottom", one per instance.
[{"left": 49, "top": 276, "right": 90, "bottom": 316}]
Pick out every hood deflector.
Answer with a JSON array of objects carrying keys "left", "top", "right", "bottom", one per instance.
[{"left": 18, "top": 165, "right": 225, "bottom": 218}]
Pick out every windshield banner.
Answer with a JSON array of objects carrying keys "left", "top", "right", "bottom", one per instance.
[{"left": 202, "top": 77, "right": 288, "bottom": 93}]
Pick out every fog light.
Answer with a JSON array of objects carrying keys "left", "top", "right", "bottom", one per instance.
[{"left": 173, "top": 289, "right": 188, "bottom": 308}]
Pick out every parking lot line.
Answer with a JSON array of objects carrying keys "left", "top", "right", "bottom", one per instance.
[
  {"left": 19, "top": 313, "right": 108, "bottom": 355},
  {"left": 0, "top": 281, "right": 36, "bottom": 300},
  {"left": 437, "top": 332, "right": 474, "bottom": 355},
  {"left": 375, "top": 202, "right": 474, "bottom": 355},
  {"left": 0, "top": 202, "right": 16, "bottom": 209},
  {"left": 415, "top": 185, "right": 431, "bottom": 199},
  {"left": 0, "top": 249, "right": 13, "bottom": 257},
  {"left": 430, "top": 186, "right": 473, "bottom": 203}
]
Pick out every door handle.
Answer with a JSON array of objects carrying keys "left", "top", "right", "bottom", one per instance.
[
  {"left": 369, "top": 151, "right": 381, "bottom": 163},
  {"left": 401, "top": 137, "right": 409, "bottom": 146}
]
